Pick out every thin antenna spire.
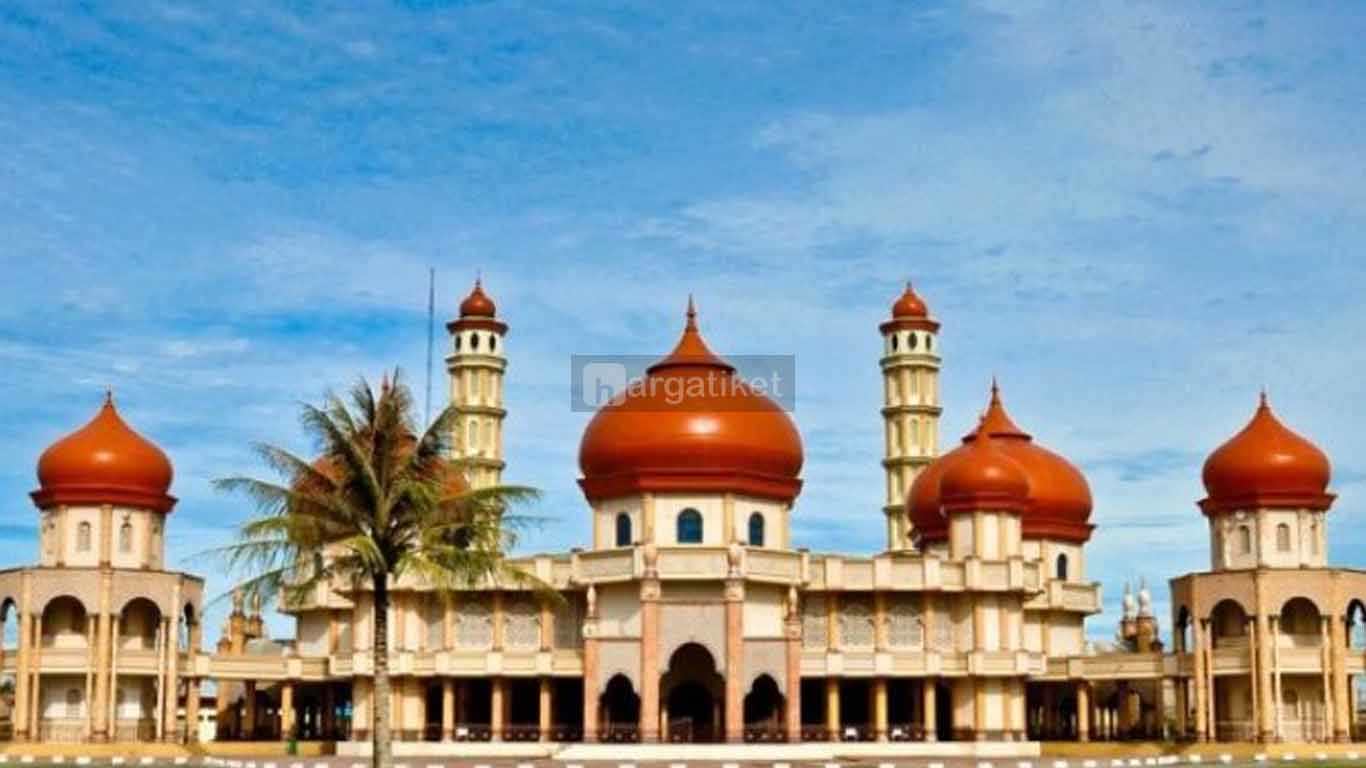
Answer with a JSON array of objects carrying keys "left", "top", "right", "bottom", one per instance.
[{"left": 425, "top": 267, "right": 435, "bottom": 428}]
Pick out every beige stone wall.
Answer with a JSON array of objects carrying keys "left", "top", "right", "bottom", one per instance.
[{"left": 1211, "top": 508, "right": 1328, "bottom": 571}]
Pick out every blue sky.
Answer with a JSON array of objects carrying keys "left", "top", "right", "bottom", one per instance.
[{"left": 2, "top": 1, "right": 1365, "bottom": 646}]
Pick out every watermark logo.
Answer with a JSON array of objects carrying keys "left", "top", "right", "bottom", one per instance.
[{"left": 570, "top": 354, "right": 796, "bottom": 412}]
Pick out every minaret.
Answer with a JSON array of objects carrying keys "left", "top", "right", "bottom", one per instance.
[
  {"left": 445, "top": 277, "right": 509, "bottom": 489},
  {"left": 879, "top": 282, "right": 942, "bottom": 549}
]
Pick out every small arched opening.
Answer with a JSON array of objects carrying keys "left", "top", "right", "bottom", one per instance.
[
  {"left": 40, "top": 596, "right": 89, "bottom": 649},
  {"left": 742, "top": 674, "right": 785, "bottom": 741},
  {"left": 676, "top": 509, "right": 703, "bottom": 544},
  {"left": 748, "top": 513, "right": 766, "bottom": 547},
  {"left": 614, "top": 513, "right": 632, "bottom": 547},
  {"left": 662, "top": 642, "right": 724, "bottom": 742},
  {"left": 599, "top": 674, "right": 640, "bottom": 742},
  {"left": 1280, "top": 597, "right": 1323, "bottom": 648},
  {"left": 119, "top": 597, "right": 163, "bottom": 651},
  {"left": 1209, "top": 599, "right": 1248, "bottom": 649}
]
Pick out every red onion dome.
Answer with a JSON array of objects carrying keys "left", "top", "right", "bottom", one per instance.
[
  {"left": 460, "top": 278, "right": 497, "bottom": 317},
  {"left": 449, "top": 277, "right": 507, "bottom": 335},
  {"left": 967, "top": 381, "right": 1093, "bottom": 542},
  {"left": 578, "top": 298, "right": 803, "bottom": 503},
  {"left": 1199, "top": 393, "right": 1334, "bottom": 514},
  {"left": 881, "top": 282, "right": 940, "bottom": 334},
  {"left": 938, "top": 430, "right": 1031, "bottom": 514},
  {"left": 32, "top": 393, "right": 176, "bottom": 513},
  {"left": 892, "top": 282, "right": 929, "bottom": 318},
  {"left": 908, "top": 381, "right": 1094, "bottom": 544}
]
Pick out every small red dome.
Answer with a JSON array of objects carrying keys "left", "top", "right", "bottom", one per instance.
[
  {"left": 32, "top": 394, "right": 176, "bottom": 513},
  {"left": 891, "top": 282, "right": 929, "bottom": 319},
  {"left": 938, "top": 431, "right": 1031, "bottom": 514},
  {"left": 907, "top": 381, "right": 1093, "bottom": 544},
  {"left": 1199, "top": 393, "right": 1334, "bottom": 514},
  {"left": 578, "top": 298, "right": 803, "bottom": 503},
  {"left": 459, "top": 278, "right": 497, "bottom": 317}
]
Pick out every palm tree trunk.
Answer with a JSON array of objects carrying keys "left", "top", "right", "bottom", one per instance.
[{"left": 372, "top": 573, "right": 392, "bottom": 768}]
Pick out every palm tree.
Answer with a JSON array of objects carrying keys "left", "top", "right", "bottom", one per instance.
[{"left": 212, "top": 370, "right": 542, "bottom": 768}]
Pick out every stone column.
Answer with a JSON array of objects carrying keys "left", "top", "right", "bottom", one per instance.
[
  {"left": 1321, "top": 615, "right": 1333, "bottom": 742},
  {"left": 1331, "top": 612, "right": 1350, "bottom": 742},
  {"left": 582, "top": 586, "right": 601, "bottom": 743},
  {"left": 825, "top": 678, "right": 840, "bottom": 738},
  {"left": 243, "top": 681, "right": 258, "bottom": 740},
  {"left": 1193, "top": 618, "right": 1209, "bottom": 741},
  {"left": 441, "top": 679, "right": 455, "bottom": 740},
  {"left": 491, "top": 677, "right": 505, "bottom": 741},
  {"left": 1256, "top": 612, "right": 1274, "bottom": 741},
  {"left": 185, "top": 678, "right": 201, "bottom": 743},
  {"left": 92, "top": 597, "right": 111, "bottom": 741},
  {"left": 1077, "top": 681, "right": 1091, "bottom": 742},
  {"left": 13, "top": 610, "right": 31, "bottom": 741},
  {"left": 281, "top": 681, "right": 295, "bottom": 739},
  {"left": 873, "top": 677, "right": 889, "bottom": 741},
  {"left": 784, "top": 590, "right": 803, "bottom": 742},
  {"left": 725, "top": 579, "right": 745, "bottom": 742},
  {"left": 29, "top": 612, "right": 42, "bottom": 741},
  {"left": 538, "top": 677, "right": 552, "bottom": 742},
  {"left": 352, "top": 677, "right": 372, "bottom": 741},
  {"left": 922, "top": 679, "right": 937, "bottom": 742},
  {"left": 639, "top": 553, "right": 661, "bottom": 742},
  {"left": 108, "top": 616, "right": 120, "bottom": 739},
  {"left": 1271, "top": 615, "right": 1283, "bottom": 740},
  {"left": 1175, "top": 676, "right": 1188, "bottom": 739},
  {"left": 163, "top": 614, "right": 180, "bottom": 741}
]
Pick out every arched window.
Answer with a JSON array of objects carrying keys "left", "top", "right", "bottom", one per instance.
[
  {"left": 118, "top": 522, "right": 133, "bottom": 553},
  {"left": 1238, "top": 525, "right": 1252, "bottom": 555},
  {"left": 1056, "top": 553, "right": 1069, "bottom": 581},
  {"left": 614, "top": 513, "right": 632, "bottom": 547},
  {"left": 77, "top": 522, "right": 92, "bottom": 552},
  {"left": 1311, "top": 521, "right": 1320, "bottom": 555},
  {"left": 1276, "top": 523, "right": 1291, "bottom": 552},
  {"left": 748, "top": 513, "right": 765, "bottom": 547},
  {"left": 676, "top": 508, "right": 703, "bottom": 544}
]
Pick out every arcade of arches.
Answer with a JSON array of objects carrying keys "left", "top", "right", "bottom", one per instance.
[{"left": 6, "top": 284, "right": 1366, "bottom": 748}]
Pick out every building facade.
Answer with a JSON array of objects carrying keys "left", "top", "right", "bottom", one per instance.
[{"left": 1, "top": 281, "right": 1363, "bottom": 746}]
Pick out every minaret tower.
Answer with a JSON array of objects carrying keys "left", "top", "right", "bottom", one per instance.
[
  {"left": 879, "top": 282, "right": 941, "bottom": 550},
  {"left": 445, "top": 278, "right": 508, "bottom": 489}
]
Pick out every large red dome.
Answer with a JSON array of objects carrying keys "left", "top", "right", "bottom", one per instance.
[
  {"left": 32, "top": 394, "right": 176, "bottom": 513},
  {"left": 1199, "top": 393, "right": 1333, "bottom": 514},
  {"left": 907, "top": 382, "right": 1093, "bottom": 544},
  {"left": 938, "top": 431, "right": 1030, "bottom": 514},
  {"left": 578, "top": 300, "right": 804, "bottom": 503}
]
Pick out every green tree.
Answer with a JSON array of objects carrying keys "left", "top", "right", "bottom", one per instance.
[{"left": 213, "top": 371, "right": 541, "bottom": 768}]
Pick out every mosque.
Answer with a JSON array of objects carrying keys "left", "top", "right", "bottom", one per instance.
[{"left": 1, "top": 279, "right": 1364, "bottom": 751}]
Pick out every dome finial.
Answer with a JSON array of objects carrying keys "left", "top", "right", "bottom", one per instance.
[
  {"left": 685, "top": 294, "right": 697, "bottom": 331},
  {"left": 1259, "top": 388, "right": 1269, "bottom": 410},
  {"left": 990, "top": 375, "right": 1000, "bottom": 403},
  {"left": 104, "top": 386, "right": 114, "bottom": 406}
]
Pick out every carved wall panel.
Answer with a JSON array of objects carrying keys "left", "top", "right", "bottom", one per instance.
[
  {"left": 597, "top": 639, "right": 640, "bottom": 692},
  {"left": 801, "top": 598, "right": 826, "bottom": 649},
  {"left": 455, "top": 599, "right": 492, "bottom": 649},
  {"left": 743, "top": 638, "right": 787, "bottom": 695},
  {"left": 503, "top": 597, "right": 540, "bottom": 650},
  {"left": 32, "top": 570, "right": 101, "bottom": 615},
  {"left": 659, "top": 602, "right": 726, "bottom": 673}
]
